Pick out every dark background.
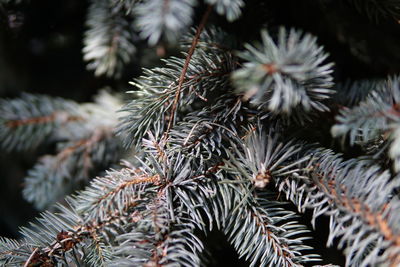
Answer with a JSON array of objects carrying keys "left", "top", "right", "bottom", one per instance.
[{"left": 1, "top": 0, "right": 400, "bottom": 265}]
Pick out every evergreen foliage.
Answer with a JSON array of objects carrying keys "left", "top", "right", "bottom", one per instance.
[
  {"left": 134, "top": 0, "right": 196, "bottom": 45},
  {"left": 83, "top": 0, "right": 136, "bottom": 78},
  {"left": 332, "top": 77, "right": 400, "bottom": 171},
  {"left": 0, "top": 90, "right": 124, "bottom": 209},
  {"left": 232, "top": 28, "right": 334, "bottom": 116},
  {"left": 1, "top": 1, "right": 400, "bottom": 266}
]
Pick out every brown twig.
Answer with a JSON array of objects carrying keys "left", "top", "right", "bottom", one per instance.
[
  {"left": 23, "top": 248, "right": 39, "bottom": 267},
  {"left": 94, "top": 172, "right": 161, "bottom": 205},
  {"left": 312, "top": 174, "right": 400, "bottom": 266},
  {"left": 163, "top": 5, "right": 213, "bottom": 141},
  {"left": 5, "top": 112, "right": 82, "bottom": 128}
]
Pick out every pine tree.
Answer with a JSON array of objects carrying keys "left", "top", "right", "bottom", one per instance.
[{"left": 1, "top": 0, "right": 400, "bottom": 266}]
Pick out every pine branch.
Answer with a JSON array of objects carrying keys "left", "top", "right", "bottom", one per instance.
[
  {"left": 169, "top": 95, "right": 245, "bottom": 162},
  {"left": 222, "top": 124, "right": 310, "bottom": 190},
  {"left": 0, "top": 93, "right": 81, "bottom": 151},
  {"left": 1, "top": 164, "right": 162, "bottom": 266},
  {"left": 23, "top": 127, "right": 120, "bottom": 210},
  {"left": 223, "top": 192, "right": 319, "bottom": 267},
  {"left": 171, "top": 126, "right": 321, "bottom": 265},
  {"left": 204, "top": 0, "right": 244, "bottom": 22},
  {"left": 110, "top": 0, "right": 141, "bottom": 15},
  {"left": 134, "top": 0, "right": 196, "bottom": 45},
  {"left": 0, "top": 91, "right": 125, "bottom": 209},
  {"left": 173, "top": 161, "right": 227, "bottom": 231},
  {"left": 232, "top": 27, "right": 334, "bottom": 118},
  {"left": 74, "top": 167, "right": 160, "bottom": 223},
  {"left": 164, "top": 5, "right": 213, "bottom": 139},
  {"left": 6, "top": 1, "right": 400, "bottom": 265},
  {"left": 156, "top": 223, "right": 203, "bottom": 267},
  {"left": 118, "top": 27, "right": 237, "bottom": 148},
  {"left": 83, "top": 0, "right": 136, "bottom": 78},
  {"left": 332, "top": 76, "right": 400, "bottom": 171},
  {"left": 101, "top": 156, "right": 206, "bottom": 266},
  {"left": 277, "top": 149, "right": 400, "bottom": 266},
  {"left": 180, "top": 26, "right": 238, "bottom": 52},
  {"left": 211, "top": 126, "right": 321, "bottom": 265},
  {"left": 0, "top": 237, "right": 33, "bottom": 266}
]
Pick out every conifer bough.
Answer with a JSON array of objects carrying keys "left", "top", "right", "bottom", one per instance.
[
  {"left": 1, "top": 1, "right": 400, "bottom": 266},
  {"left": 232, "top": 28, "right": 334, "bottom": 116}
]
